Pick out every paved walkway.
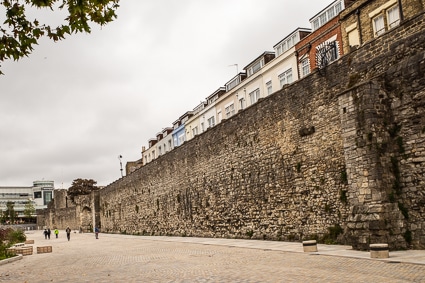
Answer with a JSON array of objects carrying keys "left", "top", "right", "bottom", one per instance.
[{"left": 1, "top": 230, "right": 425, "bottom": 282}]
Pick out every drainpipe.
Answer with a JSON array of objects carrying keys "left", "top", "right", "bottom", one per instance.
[
  {"left": 397, "top": 0, "right": 404, "bottom": 22},
  {"left": 356, "top": 9, "right": 363, "bottom": 45}
]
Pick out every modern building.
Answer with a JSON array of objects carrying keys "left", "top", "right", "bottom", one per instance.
[{"left": 0, "top": 180, "right": 55, "bottom": 222}]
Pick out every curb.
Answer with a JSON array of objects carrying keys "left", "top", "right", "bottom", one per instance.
[{"left": 0, "top": 254, "right": 23, "bottom": 266}]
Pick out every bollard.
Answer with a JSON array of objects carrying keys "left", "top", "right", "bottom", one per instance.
[
  {"left": 370, "top": 243, "right": 389, "bottom": 258},
  {"left": 302, "top": 240, "right": 318, "bottom": 252}
]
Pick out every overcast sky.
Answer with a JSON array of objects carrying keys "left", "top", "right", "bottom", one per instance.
[{"left": 1, "top": 0, "right": 332, "bottom": 189}]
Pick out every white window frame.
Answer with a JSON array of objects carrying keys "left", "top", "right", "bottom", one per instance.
[
  {"left": 225, "top": 103, "right": 235, "bottom": 118},
  {"left": 266, "top": 81, "right": 273, "bottom": 95},
  {"left": 278, "top": 68, "right": 293, "bottom": 88},
  {"left": 239, "top": 98, "right": 245, "bottom": 111},
  {"left": 276, "top": 45, "right": 282, "bottom": 56},
  {"left": 177, "top": 133, "right": 185, "bottom": 145},
  {"left": 387, "top": 5, "right": 400, "bottom": 29},
  {"left": 192, "top": 126, "right": 198, "bottom": 137},
  {"left": 373, "top": 14, "right": 385, "bottom": 37},
  {"left": 226, "top": 77, "right": 240, "bottom": 91},
  {"left": 249, "top": 89, "right": 260, "bottom": 105},
  {"left": 301, "top": 58, "right": 310, "bottom": 78},
  {"left": 207, "top": 116, "right": 215, "bottom": 128}
]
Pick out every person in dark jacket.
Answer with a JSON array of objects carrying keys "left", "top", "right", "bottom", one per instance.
[
  {"left": 66, "top": 226, "right": 71, "bottom": 241},
  {"left": 47, "top": 228, "right": 51, "bottom": 239},
  {"left": 43, "top": 229, "right": 48, "bottom": 239}
]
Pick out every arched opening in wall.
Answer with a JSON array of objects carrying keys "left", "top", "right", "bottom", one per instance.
[{"left": 81, "top": 206, "right": 93, "bottom": 233}]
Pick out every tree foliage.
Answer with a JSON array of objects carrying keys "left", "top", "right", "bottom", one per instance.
[
  {"left": 68, "top": 178, "right": 98, "bottom": 200},
  {"left": 2, "top": 201, "right": 16, "bottom": 223},
  {"left": 23, "top": 199, "right": 36, "bottom": 219},
  {"left": 0, "top": 0, "right": 120, "bottom": 74}
]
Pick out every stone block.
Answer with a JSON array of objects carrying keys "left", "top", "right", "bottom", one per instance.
[
  {"left": 302, "top": 240, "right": 318, "bottom": 252},
  {"left": 37, "top": 246, "right": 52, "bottom": 254},
  {"left": 25, "top": 240, "right": 34, "bottom": 244},
  {"left": 370, "top": 243, "right": 389, "bottom": 258},
  {"left": 7, "top": 246, "right": 33, "bottom": 256}
]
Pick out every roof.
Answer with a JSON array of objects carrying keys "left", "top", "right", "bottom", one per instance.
[
  {"left": 273, "top": 27, "right": 312, "bottom": 48},
  {"left": 243, "top": 51, "right": 275, "bottom": 70}
]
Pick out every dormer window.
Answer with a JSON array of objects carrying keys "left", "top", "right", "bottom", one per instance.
[
  {"left": 274, "top": 33, "right": 300, "bottom": 56},
  {"left": 310, "top": 0, "right": 344, "bottom": 31},
  {"left": 247, "top": 60, "right": 263, "bottom": 76},
  {"left": 226, "top": 77, "right": 240, "bottom": 91}
]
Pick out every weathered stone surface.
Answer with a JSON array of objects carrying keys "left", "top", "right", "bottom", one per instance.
[{"left": 40, "top": 12, "right": 425, "bottom": 250}]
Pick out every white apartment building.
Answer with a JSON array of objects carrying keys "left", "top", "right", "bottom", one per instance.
[{"left": 0, "top": 180, "right": 55, "bottom": 221}]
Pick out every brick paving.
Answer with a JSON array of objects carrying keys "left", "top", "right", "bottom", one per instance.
[{"left": 1, "top": 231, "right": 425, "bottom": 282}]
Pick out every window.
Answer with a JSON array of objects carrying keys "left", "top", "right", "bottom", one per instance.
[
  {"left": 287, "top": 37, "right": 293, "bottom": 49},
  {"left": 158, "top": 146, "right": 162, "bottom": 156},
  {"left": 207, "top": 116, "right": 215, "bottom": 128},
  {"left": 266, "top": 81, "right": 272, "bottom": 95},
  {"left": 372, "top": 5, "right": 399, "bottom": 37},
  {"left": 335, "top": 2, "right": 342, "bottom": 14},
  {"left": 201, "top": 122, "right": 205, "bottom": 132},
  {"left": 226, "top": 78, "right": 239, "bottom": 91},
  {"left": 310, "top": 0, "right": 344, "bottom": 30},
  {"left": 279, "top": 69, "right": 293, "bottom": 88},
  {"left": 347, "top": 28, "right": 360, "bottom": 48},
  {"left": 239, "top": 98, "right": 245, "bottom": 110},
  {"left": 178, "top": 133, "right": 185, "bottom": 145},
  {"left": 225, "top": 104, "right": 235, "bottom": 118},
  {"left": 277, "top": 45, "right": 282, "bottom": 56},
  {"left": 249, "top": 89, "right": 260, "bottom": 105},
  {"left": 327, "top": 7, "right": 335, "bottom": 19},
  {"left": 301, "top": 58, "right": 310, "bottom": 77},
  {"left": 43, "top": 191, "right": 52, "bottom": 205},
  {"left": 319, "top": 13, "right": 327, "bottom": 27},
  {"left": 34, "top": 191, "right": 42, "bottom": 198},
  {"left": 313, "top": 19, "right": 320, "bottom": 30},
  {"left": 168, "top": 140, "right": 172, "bottom": 149},
  {"left": 152, "top": 150, "right": 156, "bottom": 159},
  {"left": 317, "top": 41, "right": 339, "bottom": 68},
  {"left": 252, "top": 61, "right": 262, "bottom": 73},
  {"left": 373, "top": 15, "right": 385, "bottom": 36},
  {"left": 192, "top": 126, "right": 198, "bottom": 137},
  {"left": 275, "top": 33, "right": 300, "bottom": 56},
  {"left": 387, "top": 5, "right": 400, "bottom": 29}
]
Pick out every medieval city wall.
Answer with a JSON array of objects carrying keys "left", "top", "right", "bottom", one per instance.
[{"left": 45, "top": 12, "right": 425, "bottom": 249}]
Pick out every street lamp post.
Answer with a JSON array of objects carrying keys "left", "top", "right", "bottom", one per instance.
[{"left": 118, "top": 155, "right": 123, "bottom": 178}]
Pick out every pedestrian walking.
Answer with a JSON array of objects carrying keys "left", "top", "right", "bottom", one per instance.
[
  {"left": 54, "top": 228, "right": 59, "bottom": 238},
  {"left": 66, "top": 226, "right": 71, "bottom": 241},
  {"left": 43, "top": 229, "right": 48, "bottom": 239},
  {"left": 47, "top": 228, "right": 51, "bottom": 239},
  {"left": 95, "top": 227, "right": 99, "bottom": 239}
]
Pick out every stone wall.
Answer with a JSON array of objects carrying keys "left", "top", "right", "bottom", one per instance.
[
  {"left": 44, "top": 12, "right": 425, "bottom": 250},
  {"left": 38, "top": 190, "right": 100, "bottom": 232}
]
